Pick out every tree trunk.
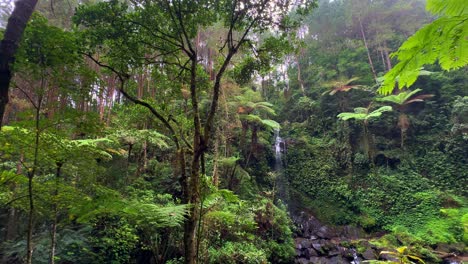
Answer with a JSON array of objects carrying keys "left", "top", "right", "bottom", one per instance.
[
  {"left": 295, "top": 53, "right": 306, "bottom": 96},
  {"left": 240, "top": 122, "right": 248, "bottom": 157},
  {"left": 0, "top": 0, "right": 38, "bottom": 128},
  {"left": 383, "top": 42, "right": 392, "bottom": 70},
  {"left": 358, "top": 16, "right": 377, "bottom": 83},
  {"left": 363, "top": 121, "right": 371, "bottom": 161},
  {"left": 245, "top": 125, "right": 257, "bottom": 167},
  {"left": 5, "top": 153, "right": 23, "bottom": 241},
  {"left": 379, "top": 47, "right": 387, "bottom": 72},
  {"left": 212, "top": 132, "right": 220, "bottom": 187},
  {"left": 50, "top": 163, "right": 62, "bottom": 264},
  {"left": 27, "top": 95, "right": 42, "bottom": 264},
  {"left": 185, "top": 58, "right": 201, "bottom": 264},
  {"left": 398, "top": 113, "right": 409, "bottom": 149}
]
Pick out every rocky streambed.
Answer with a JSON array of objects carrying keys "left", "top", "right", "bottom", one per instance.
[{"left": 292, "top": 212, "right": 465, "bottom": 264}]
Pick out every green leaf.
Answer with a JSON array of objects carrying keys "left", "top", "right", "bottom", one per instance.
[
  {"left": 377, "top": 89, "right": 422, "bottom": 105},
  {"left": 379, "top": 3, "right": 468, "bottom": 95},
  {"left": 337, "top": 106, "right": 392, "bottom": 121}
]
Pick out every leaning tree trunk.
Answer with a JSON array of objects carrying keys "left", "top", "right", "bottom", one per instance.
[
  {"left": 357, "top": 16, "right": 377, "bottom": 83},
  {"left": 383, "top": 42, "right": 392, "bottom": 70},
  {"left": 0, "top": 0, "right": 38, "bottom": 128}
]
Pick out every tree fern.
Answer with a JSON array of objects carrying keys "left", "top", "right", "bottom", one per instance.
[
  {"left": 240, "top": 114, "right": 280, "bottom": 130},
  {"left": 377, "top": 89, "right": 423, "bottom": 105},
  {"left": 72, "top": 186, "right": 187, "bottom": 228},
  {"left": 337, "top": 106, "right": 393, "bottom": 121}
]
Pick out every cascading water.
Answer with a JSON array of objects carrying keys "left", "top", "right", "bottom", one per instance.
[
  {"left": 274, "top": 128, "right": 289, "bottom": 207},
  {"left": 275, "top": 128, "right": 283, "bottom": 166},
  {"left": 350, "top": 248, "right": 360, "bottom": 264}
]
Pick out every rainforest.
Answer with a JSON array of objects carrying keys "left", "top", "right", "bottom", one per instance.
[{"left": 0, "top": 0, "right": 466, "bottom": 263}]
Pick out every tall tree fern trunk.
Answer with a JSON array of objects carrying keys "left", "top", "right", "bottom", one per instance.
[{"left": 398, "top": 113, "right": 409, "bottom": 149}]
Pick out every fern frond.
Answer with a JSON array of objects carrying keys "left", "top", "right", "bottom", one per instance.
[
  {"left": 426, "top": 0, "right": 468, "bottom": 16},
  {"left": 379, "top": 13, "right": 468, "bottom": 94},
  {"left": 377, "top": 89, "right": 422, "bottom": 105},
  {"left": 337, "top": 106, "right": 392, "bottom": 121}
]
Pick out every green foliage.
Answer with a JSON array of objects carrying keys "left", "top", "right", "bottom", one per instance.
[
  {"left": 337, "top": 106, "right": 393, "bottom": 121},
  {"left": 451, "top": 96, "right": 468, "bottom": 139},
  {"left": 376, "top": 89, "right": 424, "bottom": 105},
  {"left": 240, "top": 114, "right": 280, "bottom": 131},
  {"left": 208, "top": 242, "right": 268, "bottom": 264},
  {"left": 15, "top": 12, "right": 79, "bottom": 70},
  {"left": 380, "top": 0, "right": 468, "bottom": 94},
  {"left": 71, "top": 186, "right": 186, "bottom": 228},
  {"left": 1, "top": 227, "right": 96, "bottom": 264},
  {"left": 201, "top": 189, "right": 295, "bottom": 264},
  {"left": 426, "top": 0, "right": 468, "bottom": 17},
  {"left": 380, "top": 246, "right": 426, "bottom": 264},
  {"left": 89, "top": 216, "right": 139, "bottom": 264}
]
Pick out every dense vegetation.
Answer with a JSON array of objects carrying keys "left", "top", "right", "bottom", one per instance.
[{"left": 0, "top": 0, "right": 466, "bottom": 263}]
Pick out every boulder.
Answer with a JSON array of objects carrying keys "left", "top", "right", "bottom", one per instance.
[
  {"left": 312, "top": 243, "right": 324, "bottom": 255},
  {"left": 329, "top": 255, "right": 347, "bottom": 264},
  {"left": 305, "top": 248, "right": 319, "bottom": 258},
  {"left": 295, "top": 238, "right": 312, "bottom": 249},
  {"left": 327, "top": 247, "right": 340, "bottom": 256},
  {"left": 361, "top": 248, "right": 376, "bottom": 260},
  {"left": 309, "top": 257, "right": 321, "bottom": 263},
  {"left": 316, "top": 226, "right": 330, "bottom": 239},
  {"left": 380, "top": 253, "right": 399, "bottom": 262},
  {"left": 296, "top": 258, "right": 310, "bottom": 264},
  {"left": 296, "top": 249, "right": 303, "bottom": 257}
]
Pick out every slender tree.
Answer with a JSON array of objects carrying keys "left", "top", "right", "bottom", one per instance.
[{"left": 74, "top": 1, "right": 315, "bottom": 263}]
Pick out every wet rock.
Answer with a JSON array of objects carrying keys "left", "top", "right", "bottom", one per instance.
[
  {"left": 361, "top": 248, "right": 376, "bottom": 260},
  {"left": 305, "top": 248, "right": 319, "bottom": 258},
  {"left": 436, "top": 243, "right": 465, "bottom": 254},
  {"left": 321, "top": 240, "right": 338, "bottom": 254},
  {"left": 337, "top": 246, "right": 349, "bottom": 257},
  {"left": 329, "top": 255, "right": 347, "bottom": 264},
  {"left": 295, "top": 238, "right": 312, "bottom": 249},
  {"left": 380, "top": 253, "right": 399, "bottom": 262},
  {"left": 316, "top": 226, "right": 331, "bottom": 239},
  {"left": 296, "top": 257, "right": 310, "bottom": 264},
  {"left": 312, "top": 243, "right": 324, "bottom": 254},
  {"left": 442, "top": 256, "right": 464, "bottom": 264},
  {"left": 296, "top": 249, "right": 303, "bottom": 257},
  {"left": 315, "top": 226, "right": 339, "bottom": 239},
  {"left": 328, "top": 248, "right": 340, "bottom": 256},
  {"left": 309, "top": 256, "right": 320, "bottom": 263}
]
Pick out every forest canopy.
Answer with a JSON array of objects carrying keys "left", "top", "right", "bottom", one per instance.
[{"left": 0, "top": 0, "right": 467, "bottom": 264}]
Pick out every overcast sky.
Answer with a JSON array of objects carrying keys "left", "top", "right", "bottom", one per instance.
[{"left": 0, "top": 0, "right": 15, "bottom": 28}]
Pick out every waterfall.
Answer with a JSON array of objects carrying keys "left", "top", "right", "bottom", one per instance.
[
  {"left": 275, "top": 128, "right": 284, "bottom": 166},
  {"left": 351, "top": 248, "right": 360, "bottom": 264},
  {"left": 274, "top": 128, "right": 289, "bottom": 207}
]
